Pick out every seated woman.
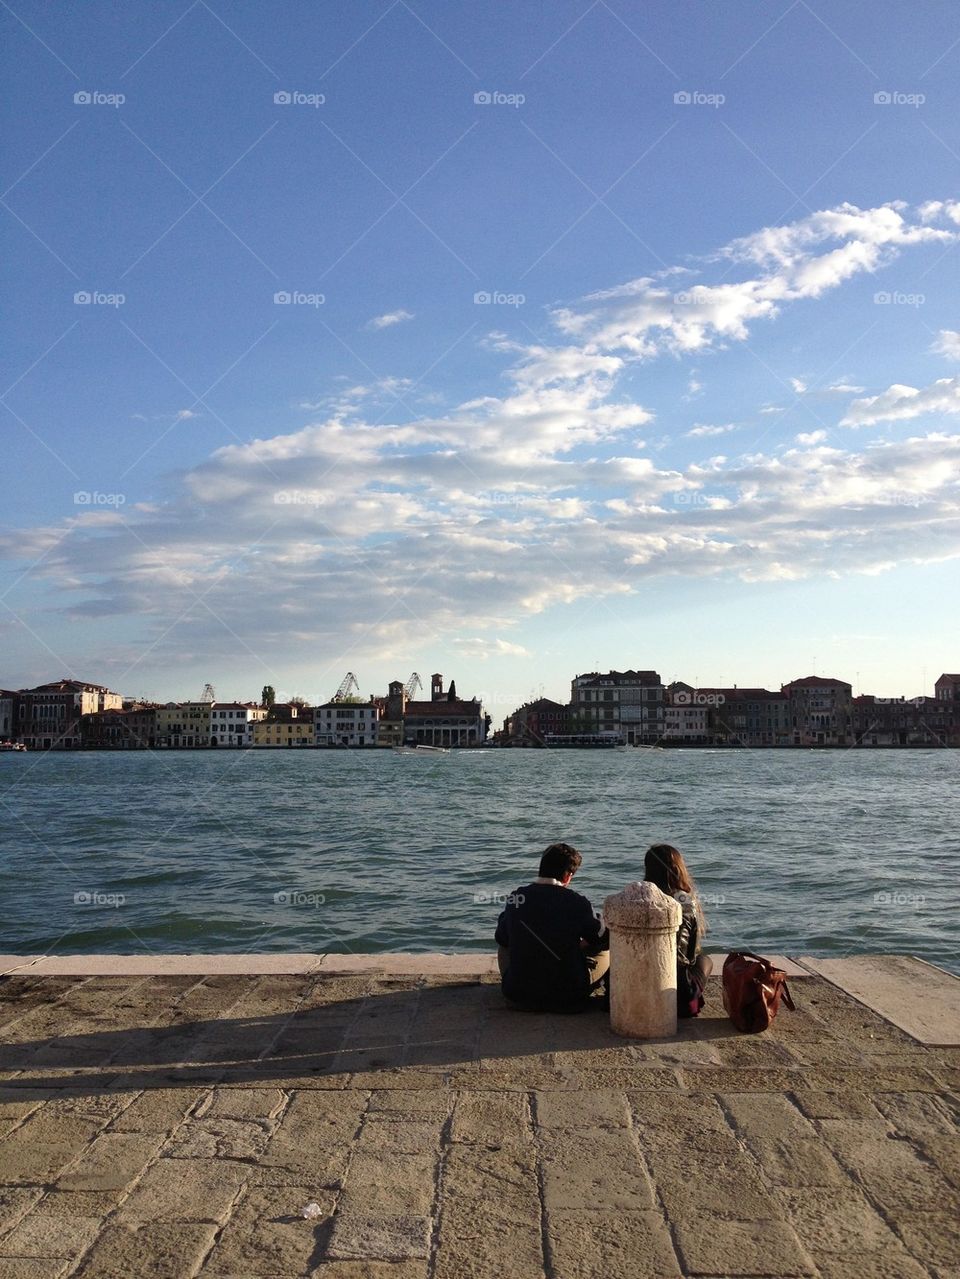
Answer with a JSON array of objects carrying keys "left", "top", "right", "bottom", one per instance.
[{"left": 644, "top": 843, "right": 713, "bottom": 1016}]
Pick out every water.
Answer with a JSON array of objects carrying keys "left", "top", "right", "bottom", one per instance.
[{"left": 0, "top": 749, "right": 957, "bottom": 973}]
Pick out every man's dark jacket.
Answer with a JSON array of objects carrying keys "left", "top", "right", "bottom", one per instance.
[{"left": 495, "top": 881, "right": 607, "bottom": 1011}]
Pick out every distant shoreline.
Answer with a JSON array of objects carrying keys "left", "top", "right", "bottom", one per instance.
[{"left": 3, "top": 741, "right": 956, "bottom": 752}]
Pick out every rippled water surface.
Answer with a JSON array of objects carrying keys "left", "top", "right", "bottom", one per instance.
[{"left": 1, "top": 749, "right": 957, "bottom": 972}]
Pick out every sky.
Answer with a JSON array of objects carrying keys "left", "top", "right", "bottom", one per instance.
[{"left": 2, "top": 0, "right": 959, "bottom": 710}]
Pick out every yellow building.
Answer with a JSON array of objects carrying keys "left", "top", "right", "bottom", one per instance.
[
  {"left": 155, "top": 702, "right": 211, "bottom": 748},
  {"left": 252, "top": 704, "right": 315, "bottom": 747}
]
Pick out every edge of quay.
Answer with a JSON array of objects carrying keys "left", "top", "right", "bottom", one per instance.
[{"left": 1, "top": 951, "right": 957, "bottom": 1045}]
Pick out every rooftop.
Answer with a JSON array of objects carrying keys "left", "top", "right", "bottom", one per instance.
[
  {"left": 0, "top": 952, "right": 956, "bottom": 1277},
  {"left": 781, "top": 676, "right": 853, "bottom": 690},
  {"left": 403, "top": 699, "right": 481, "bottom": 718}
]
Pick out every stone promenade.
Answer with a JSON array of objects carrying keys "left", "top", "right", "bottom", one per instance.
[{"left": 0, "top": 955, "right": 958, "bottom": 1278}]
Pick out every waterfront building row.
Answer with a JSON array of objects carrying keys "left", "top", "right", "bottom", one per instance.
[
  {"left": 501, "top": 670, "right": 960, "bottom": 748},
  {"left": 0, "top": 673, "right": 489, "bottom": 750},
  {"left": 2, "top": 671, "right": 958, "bottom": 750}
]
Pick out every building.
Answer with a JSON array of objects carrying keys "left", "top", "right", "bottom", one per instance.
[
  {"left": 570, "top": 670, "right": 665, "bottom": 745},
  {"left": 663, "top": 684, "right": 713, "bottom": 744},
  {"left": 401, "top": 673, "right": 487, "bottom": 747},
  {"left": 374, "top": 682, "right": 407, "bottom": 748},
  {"left": 252, "top": 703, "right": 315, "bottom": 747},
  {"left": 209, "top": 703, "right": 267, "bottom": 747},
  {"left": 316, "top": 701, "right": 379, "bottom": 747},
  {"left": 503, "top": 698, "right": 570, "bottom": 746},
  {"left": 79, "top": 705, "right": 158, "bottom": 748},
  {"left": 710, "top": 688, "right": 792, "bottom": 747},
  {"left": 155, "top": 702, "right": 212, "bottom": 748},
  {"left": 852, "top": 694, "right": 958, "bottom": 747},
  {"left": 935, "top": 673, "right": 960, "bottom": 704},
  {"left": 0, "top": 691, "right": 15, "bottom": 741},
  {"left": 781, "top": 676, "right": 853, "bottom": 746},
  {"left": 15, "top": 679, "right": 123, "bottom": 749}
]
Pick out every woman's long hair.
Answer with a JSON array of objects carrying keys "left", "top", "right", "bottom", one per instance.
[{"left": 644, "top": 843, "right": 707, "bottom": 934}]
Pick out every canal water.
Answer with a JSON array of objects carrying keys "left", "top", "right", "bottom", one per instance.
[{"left": 1, "top": 748, "right": 956, "bottom": 972}]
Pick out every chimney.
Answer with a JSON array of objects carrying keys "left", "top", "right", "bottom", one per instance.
[{"left": 431, "top": 673, "right": 443, "bottom": 702}]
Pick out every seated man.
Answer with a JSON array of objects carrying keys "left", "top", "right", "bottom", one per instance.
[{"left": 495, "top": 842, "right": 609, "bottom": 1011}]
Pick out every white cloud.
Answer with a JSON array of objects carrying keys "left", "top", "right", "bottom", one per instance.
[
  {"left": 932, "top": 329, "right": 960, "bottom": 361},
  {"left": 9, "top": 408, "right": 958, "bottom": 666},
  {"left": 823, "top": 382, "right": 865, "bottom": 395},
  {"left": 452, "top": 636, "right": 530, "bottom": 659},
  {"left": 795, "top": 431, "right": 827, "bottom": 445},
  {"left": 553, "top": 202, "right": 954, "bottom": 362},
  {"left": 790, "top": 377, "right": 807, "bottom": 394},
  {"left": 368, "top": 309, "right": 414, "bottom": 330},
  {"left": 841, "top": 377, "right": 960, "bottom": 427},
  {"left": 686, "top": 423, "right": 737, "bottom": 438}
]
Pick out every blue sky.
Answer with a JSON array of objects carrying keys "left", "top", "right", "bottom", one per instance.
[{"left": 2, "top": 0, "right": 959, "bottom": 708}]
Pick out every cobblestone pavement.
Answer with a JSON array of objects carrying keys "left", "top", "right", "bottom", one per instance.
[{"left": 0, "top": 969, "right": 958, "bottom": 1278}]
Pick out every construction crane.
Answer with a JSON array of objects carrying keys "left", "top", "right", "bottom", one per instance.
[
  {"left": 404, "top": 672, "right": 423, "bottom": 698},
  {"left": 199, "top": 683, "right": 216, "bottom": 703},
  {"left": 332, "top": 672, "right": 360, "bottom": 703}
]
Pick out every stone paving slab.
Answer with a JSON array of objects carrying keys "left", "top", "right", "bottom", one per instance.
[
  {"left": 799, "top": 955, "right": 960, "bottom": 1046},
  {"left": 0, "top": 961, "right": 957, "bottom": 1277}
]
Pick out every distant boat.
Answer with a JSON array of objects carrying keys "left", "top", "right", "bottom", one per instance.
[
  {"left": 393, "top": 744, "right": 450, "bottom": 755},
  {"left": 0, "top": 741, "right": 27, "bottom": 752}
]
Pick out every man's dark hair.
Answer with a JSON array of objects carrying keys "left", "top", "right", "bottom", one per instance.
[{"left": 539, "top": 842, "right": 582, "bottom": 881}]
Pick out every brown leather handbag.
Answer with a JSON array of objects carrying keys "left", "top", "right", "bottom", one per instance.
[{"left": 722, "top": 951, "right": 795, "bottom": 1033}]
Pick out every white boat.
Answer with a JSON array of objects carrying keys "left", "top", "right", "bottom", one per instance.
[
  {"left": 393, "top": 744, "right": 450, "bottom": 755},
  {"left": 0, "top": 741, "right": 26, "bottom": 752}
]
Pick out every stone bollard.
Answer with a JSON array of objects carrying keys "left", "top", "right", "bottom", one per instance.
[{"left": 603, "top": 881, "right": 681, "bottom": 1038}]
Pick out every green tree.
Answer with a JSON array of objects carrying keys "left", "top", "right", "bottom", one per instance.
[{"left": 261, "top": 685, "right": 276, "bottom": 708}]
